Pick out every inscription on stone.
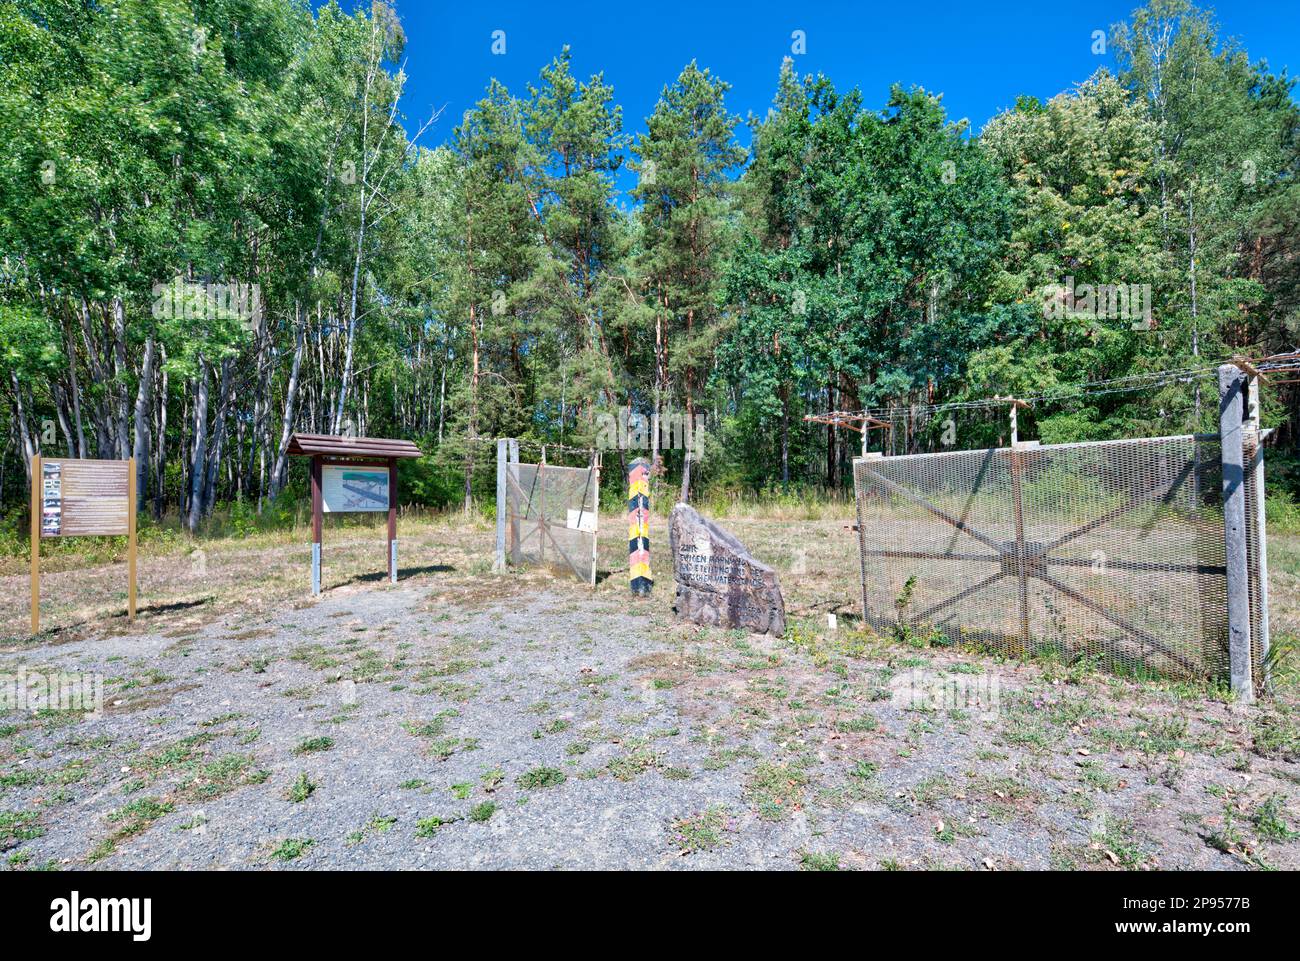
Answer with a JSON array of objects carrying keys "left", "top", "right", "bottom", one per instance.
[{"left": 669, "top": 503, "right": 785, "bottom": 636}]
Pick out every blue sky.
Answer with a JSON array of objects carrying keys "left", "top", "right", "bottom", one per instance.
[{"left": 336, "top": 0, "right": 1300, "bottom": 197}]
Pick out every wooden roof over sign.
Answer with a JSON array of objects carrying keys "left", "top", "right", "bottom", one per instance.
[{"left": 287, "top": 433, "right": 423, "bottom": 459}]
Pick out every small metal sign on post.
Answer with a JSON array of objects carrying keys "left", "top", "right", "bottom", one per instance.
[
  {"left": 30, "top": 455, "right": 136, "bottom": 635},
  {"left": 288, "top": 434, "right": 422, "bottom": 596}
]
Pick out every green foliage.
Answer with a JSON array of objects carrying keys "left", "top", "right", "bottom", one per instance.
[{"left": 1, "top": 0, "right": 1297, "bottom": 514}]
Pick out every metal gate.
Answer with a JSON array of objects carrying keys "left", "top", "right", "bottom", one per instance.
[
  {"left": 852, "top": 434, "right": 1266, "bottom": 684},
  {"left": 504, "top": 452, "right": 600, "bottom": 585}
]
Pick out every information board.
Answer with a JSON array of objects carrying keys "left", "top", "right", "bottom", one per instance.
[
  {"left": 40, "top": 458, "right": 130, "bottom": 537},
  {"left": 30, "top": 455, "right": 136, "bottom": 634},
  {"left": 321, "top": 465, "right": 390, "bottom": 513}
]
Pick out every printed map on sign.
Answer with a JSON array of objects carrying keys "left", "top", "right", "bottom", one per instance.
[
  {"left": 40, "top": 459, "right": 130, "bottom": 538},
  {"left": 321, "top": 465, "right": 389, "bottom": 513}
]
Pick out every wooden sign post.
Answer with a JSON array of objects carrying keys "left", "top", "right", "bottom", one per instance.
[
  {"left": 30, "top": 455, "right": 137, "bottom": 635},
  {"left": 288, "top": 434, "right": 422, "bottom": 596}
]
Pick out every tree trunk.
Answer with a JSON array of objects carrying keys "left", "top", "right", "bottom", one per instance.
[
  {"left": 9, "top": 370, "right": 35, "bottom": 487},
  {"left": 186, "top": 356, "right": 210, "bottom": 533},
  {"left": 780, "top": 382, "right": 790, "bottom": 489},
  {"left": 271, "top": 310, "right": 305, "bottom": 499},
  {"left": 154, "top": 345, "right": 168, "bottom": 518},
  {"left": 132, "top": 335, "right": 155, "bottom": 511},
  {"left": 202, "top": 358, "right": 233, "bottom": 517}
]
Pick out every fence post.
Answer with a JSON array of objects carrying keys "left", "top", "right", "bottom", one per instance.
[
  {"left": 508, "top": 439, "right": 520, "bottom": 564},
  {"left": 494, "top": 439, "right": 507, "bottom": 573},
  {"left": 310, "top": 454, "right": 322, "bottom": 596},
  {"left": 1244, "top": 376, "right": 1271, "bottom": 690},
  {"left": 30, "top": 453, "right": 40, "bottom": 636},
  {"left": 590, "top": 452, "right": 600, "bottom": 588},
  {"left": 628, "top": 457, "right": 652, "bottom": 595},
  {"left": 1218, "top": 364, "right": 1255, "bottom": 703}
]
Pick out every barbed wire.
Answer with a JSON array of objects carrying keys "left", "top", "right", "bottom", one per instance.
[{"left": 846, "top": 362, "right": 1249, "bottom": 421}]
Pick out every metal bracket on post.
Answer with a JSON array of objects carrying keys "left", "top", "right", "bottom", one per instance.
[{"left": 1218, "top": 364, "right": 1256, "bottom": 703}]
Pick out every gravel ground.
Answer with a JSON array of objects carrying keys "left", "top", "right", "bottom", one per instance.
[{"left": 3, "top": 517, "right": 1300, "bottom": 871}]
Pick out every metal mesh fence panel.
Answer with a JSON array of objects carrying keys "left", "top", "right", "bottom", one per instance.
[
  {"left": 507, "top": 460, "right": 599, "bottom": 585},
  {"left": 852, "top": 434, "right": 1265, "bottom": 684}
]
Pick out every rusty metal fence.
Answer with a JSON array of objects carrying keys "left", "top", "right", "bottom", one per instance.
[
  {"left": 503, "top": 451, "right": 600, "bottom": 586},
  {"left": 852, "top": 433, "right": 1267, "bottom": 686}
]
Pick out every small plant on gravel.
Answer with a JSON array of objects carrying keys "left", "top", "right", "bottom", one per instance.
[
  {"left": 270, "top": 838, "right": 315, "bottom": 861},
  {"left": 89, "top": 798, "right": 174, "bottom": 863},
  {"left": 480, "top": 769, "right": 505, "bottom": 791},
  {"left": 286, "top": 773, "right": 316, "bottom": 803},
  {"left": 1251, "top": 710, "right": 1300, "bottom": 762},
  {"left": 671, "top": 807, "right": 729, "bottom": 852},
  {"left": 415, "top": 815, "right": 456, "bottom": 837},
  {"left": 799, "top": 850, "right": 841, "bottom": 871},
  {"left": 1088, "top": 815, "right": 1149, "bottom": 869},
  {"left": 183, "top": 753, "right": 269, "bottom": 801},
  {"left": 1205, "top": 802, "right": 1248, "bottom": 856},
  {"left": 402, "top": 712, "right": 457, "bottom": 739},
  {"left": 835, "top": 715, "right": 877, "bottom": 734},
  {"left": 0, "top": 810, "right": 45, "bottom": 843},
  {"left": 849, "top": 760, "right": 878, "bottom": 780},
  {"left": 469, "top": 801, "right": 497, "bottom": 823},
  {"left": 607, "top": 746, "right": 660, "bottom": 781},
  {"left": 399, "top": 779, "right": 427, "bottom": 790},
  {"left": 108, "top": 797, "right": 172, "bottom": 827},
  {"left": 292, "top": 736, "right": 334, "bottom": 755},
  {"left": 367, "top": 813, "right": 398, "bottom": 833},
  {"left": 746, "top": 762, "right": 808, "bottom": 821},
  {"left": 1250, "top": 794, "right": 1298, "bottom": 843},
  {"left": 450, "top": 782, "right": 473, "bottom": 799},
  {"left": 515, "top": 767, "right": 566, "bottom": 790}
]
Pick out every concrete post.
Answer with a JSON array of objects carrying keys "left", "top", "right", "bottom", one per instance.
[
  {"left": 507, "top": 439, "right": 520, "bottom": 565},
  {"left": 494, "top": 439, "right": 507, "bottom": 573},
  {"left": 1218, "top": 364, "right": 1255, "bottom": 703},
  {"left": 1244, "top": 377, "right": 1271, "bottom": 690}
]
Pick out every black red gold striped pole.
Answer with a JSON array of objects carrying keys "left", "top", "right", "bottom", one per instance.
[{"left": 628, "top": 457, "right": 652, "bottom": 595}]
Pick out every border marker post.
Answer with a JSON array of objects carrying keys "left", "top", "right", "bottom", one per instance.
[{"left": 628, "top": 457, "right": 652, "bottom": 595}]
